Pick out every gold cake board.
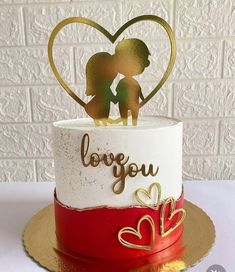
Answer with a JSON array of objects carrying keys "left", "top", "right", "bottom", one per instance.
[{"left": 23, "top": 200, "right": 215, "bottom": 272}]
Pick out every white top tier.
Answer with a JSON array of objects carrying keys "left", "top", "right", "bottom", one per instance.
[{"left": 53, "top": 116, "right": 182, "bottom": 209}]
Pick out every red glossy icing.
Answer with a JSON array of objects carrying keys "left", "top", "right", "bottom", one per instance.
[{"left": 54, "top": 192, "right": 184, "bottom": 260}]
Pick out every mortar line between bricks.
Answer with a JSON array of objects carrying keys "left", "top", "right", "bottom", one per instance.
[
  {"left": 221, "top": 40, "right": 226, "bottom": 79},
  {"left": 73, "top": 47, "right": 77, "bottom": 84},
  {"left": 0, "top": 157, "right": 54, "bottom": 160},
  {"left": 26, "top": 87, "right": 33, "bottom": 122},
  {"left": 33, "top": 159, "right": 38, "bottom": 182},
  {"left": 181, "top": 117, "right": 235, "bottom": 121},
  {"left": 217, "top": 120, "right": 222, "bottom": 155},
  {"left": 169, "top": 84, "right": 174, "bottom": 118},
  {"left": 183, "top": 154, "right": 235, "bottom": 159},
  {"left": 0, "top": 0, "right": 119, "bottom": 8},
  {"left": 172, "top": 0, "right": 177, "bottom": 34},
  {"left": 19, "top": 7, "right": 26, "bottom": 46}
]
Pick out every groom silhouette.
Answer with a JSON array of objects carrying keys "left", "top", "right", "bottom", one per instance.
[{"left": 114, "top": 39, "right": 150, "bottom": 126}]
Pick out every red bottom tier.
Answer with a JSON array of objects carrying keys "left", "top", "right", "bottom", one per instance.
[{"left": 54, "top": 191, "right": 184, "bottom": 260}]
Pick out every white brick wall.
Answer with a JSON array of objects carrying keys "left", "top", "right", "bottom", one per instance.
[{"left": 0, "top": 0, "right": 234, "bottom": 181}]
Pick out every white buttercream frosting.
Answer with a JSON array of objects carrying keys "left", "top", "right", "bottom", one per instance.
[{"left": 53, "top": 116, "right": 182, "bottom": 209}]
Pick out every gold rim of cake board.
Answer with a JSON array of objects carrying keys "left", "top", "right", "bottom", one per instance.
[{"left": 23, "top": 200, "right": 215, "bottom": 272}]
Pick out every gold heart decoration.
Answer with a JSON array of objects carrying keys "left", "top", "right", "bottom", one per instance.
[
  {"left": 48, "top": 15, "right": 176, "bottom": 111},
  {"left": 160, "top": 197, "right": 186, "bottom": 238},
  {"left": 118, "top": 214, "right": 155, "bottom": 251},
  {"left": 135, "top": 182, "right": 161, "bottom": 210}
]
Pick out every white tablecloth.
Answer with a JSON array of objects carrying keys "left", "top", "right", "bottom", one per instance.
[{"left": 0, "top": 181, "right": 234, "bottom": 272}]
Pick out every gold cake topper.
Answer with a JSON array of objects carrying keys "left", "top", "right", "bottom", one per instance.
[
  {"left": 135, "top": 182, "right": 161, "bottom": 210},
  {"left": 48, "top": 15, "right": 176, "bottom": 126},
  {"left": 118, "top": 214, "right": 155, "bottom": 251},
  {"left": 160, "top": 197, "right": 186, "bottom": 238}
]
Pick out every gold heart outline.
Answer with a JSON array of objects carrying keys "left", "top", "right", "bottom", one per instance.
[
  {"left": 135, "top": 182, "right": 161, "bottom": 210},
  {"left": 118, "top": 214, "right": 155, "bottom": 251},
  {"left": 48, "top": 15, "right": 176, "bottom": 110},
  {"left": 160, "top": 197, "right": 186, "bottom": 238}
]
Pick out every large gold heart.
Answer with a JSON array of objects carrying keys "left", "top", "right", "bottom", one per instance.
[
  {"left": 118, "top": 214, "right": 155, "bottom": 251},
  {"left": 160, "top": 197, "right": 186, "bottom": 238},
  {"left": 48, "top": 15, "right": 176, "bottom": 110},
  {"left": 135, "top": 182, "right": 161, "bottom": 210}
]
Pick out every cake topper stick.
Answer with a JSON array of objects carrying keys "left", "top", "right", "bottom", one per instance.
[{"left": 48, "top": 15, "right": 176, "bottom": 126}]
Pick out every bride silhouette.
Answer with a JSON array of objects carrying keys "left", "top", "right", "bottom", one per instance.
[{"left": 85, "top": 52, "right": 118, "bottom": 126}]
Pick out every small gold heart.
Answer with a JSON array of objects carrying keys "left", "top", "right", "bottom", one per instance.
[
  {"left": 160, "top": 197, "right": 186, "bottom": 237},
  {"left": 118, "top": 214, "right": 155, "bottom": 251},
  {"left": 135, "top": 182, "right": 161, "bottom": 210},
  {"left": 48, "top": 15, "right": 176, "bottom": 112}
]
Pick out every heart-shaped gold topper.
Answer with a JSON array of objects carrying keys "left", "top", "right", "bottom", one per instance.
[
  {"left": 48, "top": 15, "right": 176, "bottom": 126},
  {"left": 160, "top": 197, "right": 186, "bottom": 238},
  {"left": 135, "top": 182, "right": 161, "bottom": 210},
  {"left": 118, "top": 214, "right": 155, "bottom": 251}
]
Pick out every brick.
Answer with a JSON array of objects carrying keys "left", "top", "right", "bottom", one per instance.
[
  {"left": 220, "top": 120, "right": 235, "bottom": 155},
  {"left": 224, "top": 40, "right": 235, "bottom": 78},
  {"left": 128, "top": 40, "right": 221, "bottom": 83},
  {"left": 24, "top": 2, "right": 121, "bottom": 45},
  {"left": 140, "top": 82, "right": 171, "bottom": 117},
  {"left": 176, "top": 0, "right": 235, "bottom": 38},
  {"left": 173, "top": 81, "right": 235, "bottom": 118},
  {"left": 183, "top": 120, "right": 219, "bottom": 155},
  {"left": 121, "top": 0, "right": 173, "bottom": 40},
  {"left": 0, "top": 159, "right": 35, "bottom": 182},
  {"left": 173, "top": 40, "right": 221, "bottom": 80},
  {"left": 0, "top": 47, "right": 73, "bottom": 85},
  {"left": 0, "top": 87, "right": 31, "bottom": 122},
  {"left": 0, "top": 6, "right": 23, "bottom": 46},
  {"left": 36, "top": 159, "right": 55, "bottom": 182},
  {"left": 183, "top": 156, "right": 235, "bottom": 180},
  {"left": 0, "top": 124, "right": 53, "bottom": 158},
  {"left": 31, "top": 85, "right": 87, "bottom": 122}
]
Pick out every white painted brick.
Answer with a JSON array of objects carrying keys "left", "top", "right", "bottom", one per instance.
[
  {"left": 183, "top": 156, "right": 235, "bottom": 180},
  {"left": 220, "top": 120, "right": 235, "bottom": 155},
  {"left": 121, "top": 0, "right": 173, "bottom": 40},
  {"left": 0, "top": 47, "right": 73, "bottom": 85},
  {"left": 0, "top": 159, "right": 35, "bottom": 182},
  {"left": 176, "top": 0, "right": 235, "bottom": 38},
  {"left": 31, "top": 85, "right": 86, "bottom": 122},
  {"left": 129, "top": 40, "right": 221, "bottom": 83},
  {"left": 0, "top": 87, "right": 31, "bottom": 122},
  {"left": 224, "top": 40, "right": 235, "bottom": 78},
  {"left": 173, "top": 40, "right": 222, "bottom": 80},
  {"left": 140, "top": 82, "right": 170, "bottom": 117},
  {"left": 173, "top": 81, "right": 235, "bottom": 118},
  {"left": 24, "top": 2, "right": 121, "bottom": 45},
  {"left": 36, "top": 159, "right": 55, "bottom": 182},
  {"left": 0, "top": 124, "right": 52, "bottom": 158},
  {"left": 0, "top": 6, "right": 23, "bottom": 46},
  {"left": 183, "top": 120, "right": 219, "bottom": 155}
]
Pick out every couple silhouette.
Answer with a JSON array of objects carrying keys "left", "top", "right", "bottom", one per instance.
[{"left": 84, "top": 38, "right": 150, "bottom": 126}]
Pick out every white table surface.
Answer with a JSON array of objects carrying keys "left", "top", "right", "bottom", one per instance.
[{"left": 0, "top": 181, "right": 234, "bottom": 272}]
